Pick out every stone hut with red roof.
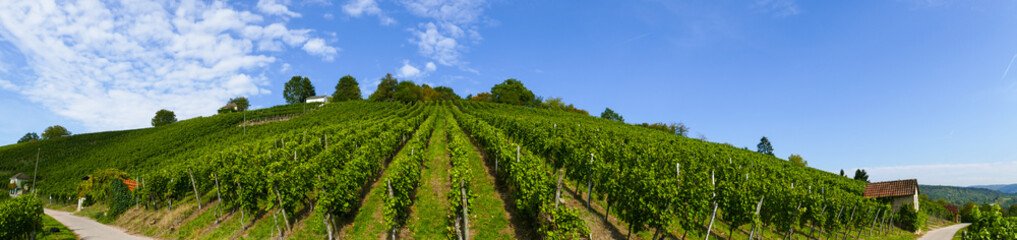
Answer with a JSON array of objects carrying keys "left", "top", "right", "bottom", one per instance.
[{"left": 863, "top": 179, "right": 920, "bottom": 211}]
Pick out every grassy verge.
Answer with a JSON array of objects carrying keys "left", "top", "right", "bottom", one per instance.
[
  {"left": 37, "top": 213, "right": 78, "bottom": 240},
  {"left": 406, "top": 115, "right": 451, "bottom": 239},
  {"left": 451, "top": 116, "right": 514, "bottom": 239}
]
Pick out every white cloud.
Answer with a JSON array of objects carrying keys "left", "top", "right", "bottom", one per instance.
[
  {"left": 280, "top": 63, "right": 291, "bottom": 72},
  {"left": 0, "top": 79, "right": 18, "bottom": 91},
  {"left": 302, "top": 38, "right": 339, "bottom": 61},
  {"left": 400, "top": 0, "right": 487, "bottom": 68},
  {"left": 0, "top": 0, "right": 336, "bottom": 131},
  {"left": 257, "top": 0, "right": 302, "bottom": 18},
  {"left": 323, "top": 13, "right": 334, "bottom": 19},
  {"left": 754, "top": 0, "right": 800, "bottom": 17},
  {"left": 396, "top": 60, "right": 437, "bottom": 79},
  {"left": 859, "top": 161, "right": 1017, "bottom": 186},
  {"left": 411, "top": 22, "right": 462, "bottom": 66},
  {"left": 343, "top": 0, "right": 396, "bottom": 25}
]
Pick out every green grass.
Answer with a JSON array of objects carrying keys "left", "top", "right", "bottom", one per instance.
[
  {"left": 36, "top": 213, "right": 78, "bottom": 240},
  {"left": 344, "top": 122, "right": 434, "bottom": 238},
  {"left": 199, "top": 211, "right": 243, "bottom": 240},
  {"left": 242, "top": 209, "right": 284, "bottom": 239},
  {"left": 171, "top": 201, "right": 220, "bottom": 239},
  {"left": 953, "top": 225, "right": 969, "bottom": 240},
  {"left": 407, "top": 116, "right": 451, "bottom": 239},
  {"left": 452, "top": 116, "right": 513, "bottom": 239},
  {"left": 288, "top": 207, "right": 326, "bottom": 239}
]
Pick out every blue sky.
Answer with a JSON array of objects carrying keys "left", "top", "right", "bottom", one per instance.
[{"left": 1, "top": 0, "right": 1016, "bottom": 186}]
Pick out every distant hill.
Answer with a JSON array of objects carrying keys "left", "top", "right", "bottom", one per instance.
[
  {"left": 920, "top": 184, "right": 1017, "bottom": 206},
  {"left": 969, "top": 184, "right": 1017, "bottom": 194}
]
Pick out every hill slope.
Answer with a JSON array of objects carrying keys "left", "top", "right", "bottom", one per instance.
[
  {"left": 920, "top": 184, "right": 1017, "bottom": 206},
  {"left": 969, "top": 183, "right": 1017, "bottom": 194},
  {"left": 1, "top": 101, "right": 912, "bottom": 239}
]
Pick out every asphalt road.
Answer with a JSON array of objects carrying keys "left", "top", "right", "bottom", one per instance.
[
  {"left": 918, "top": 223, "right": 971, "bottom": 240},
  {"left": 44, "top": 208, "right": 152, "bottom": 240}
]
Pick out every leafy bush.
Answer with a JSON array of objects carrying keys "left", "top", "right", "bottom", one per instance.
[
  {"left": 0, "top": 196, "right": 44, "bottom": 239},
  {"left": 895, "top": 203, "right": 926, "bottom": 232},
  {"left": 963, "top": 204, "right": 1017, "bottom": 240},
  {"left": 106, "top": 179, "right": 132, "bottom": 219}
]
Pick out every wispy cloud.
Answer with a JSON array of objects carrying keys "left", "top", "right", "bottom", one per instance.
[
  {"left": 396, "top": 60, "right": 437, "bottom": 79},
  {"left": 1001, "top": 53, "right": 1017, "bottom": 81},
  {"left": 754, "top": 0, "right": 801, "bottom": 17},
  {"left": 342, "top": 0, "right": 396, "bottom": 25},
  {"left": 858, "top": 161, "right": 1017, "bottom": 186},
  {"left": 400, "top": 0, "right": 488, "bottom": 68},
  {"left": 0, "top": 0, "right": 337, "bottom": 131},
  {"left": 257, "top": 0, "right": 302, "bottom": 18}
]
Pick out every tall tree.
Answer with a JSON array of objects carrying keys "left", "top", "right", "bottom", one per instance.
[
  {"left": 433, "top": 86, "right": 460, "bottom": 100},
  {"left": 788, "top": 154, "right": 805, "bottom": 165},
  {"left": 393, "top": 81, "right": 422, "bottom": 103},
  {"left": 42, "top": 125, "right": 71, "bottom": 140},
  {"left": 490, "top": 79, "right": 535, "bottom": 105},
  {"left": 283, "top": 76, "right": 316, "bottom": 104},
  {"left": 17, "top": 132, "right": 40, "bottom": 143},
  {"left": 332, "top": 75, "right": 361, "bottom": 101},
  {"left": 419, "top": 84, "right": 439, "bottom": 101},
  {"left": 152, "top": 109, "right": 178, "bottom": 127},
  {"left": 853, "top": 169, "right": 870, "bottom": 182},
  {"left": 228, "top": 97, "right": 250, "bottom": 111},
  {"left": 756, "top": 136, "right": 774, "bottom": 156},
  {"left": 840, "top": 169, "right": 846, "bottom": 177},
  {"left": 369, "top": 74, "right": 398, "bottom": 101},
  {"left": 600, "top": 108, "right": 625, "bottom": 122}
]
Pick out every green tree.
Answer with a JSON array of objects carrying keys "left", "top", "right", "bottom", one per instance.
[
  {"left": 369, "top": 74, "right": 398, "bottom": 101},
  {"left": 333, "top": 75, "right": 362, "bottom": 101},
  {"left": 600, "top": 108, "right": 624, "bottom": 122},
  {"left": 433, "top": 86, "right": 460, "bottom": 100},
  {"left": 853, "top": 169, "right": 869, "bottom": 182},
  {"left": 41, "top": 125, "right": 71, "bottom": 140},
  {"left": 392, "top": 81, "right": 421, "bottom": 103},
  {"left": 17, "top": 132, "right": 39, "bottom": 143},
  {"left": 228, "top": 97, "right": 249, "bottom": 111},
  {"left": 788, "top": 154, "right": 805, "bottom": 165},
  {"left": 840, "top": 169, "right": 846, "bottom": 177},
  {"left": 490, "top": 79, "right": 535, "bottom": 105},
  {"left": 756, "top": 136, "right": 774, "bottom": 156},
  {"left": 283, "top": 76, "right": 316, "bottom": 104},
  {"left": 151, "top": 109, "right": 177, "bottom": 127}
]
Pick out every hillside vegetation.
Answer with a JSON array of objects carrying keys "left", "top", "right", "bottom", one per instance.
[
  {"left": 1, "top": 100, "right": 924, "bottom": 239},
  {"left": 921, "top": 185, "right": 1017, "bottom": 207}
]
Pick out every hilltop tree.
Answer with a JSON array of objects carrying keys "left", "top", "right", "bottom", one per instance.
[
  {"left": 600, "top": 108, "right": 624, "bottom": 123},
  {"left": 369, "top": 74, "right": 398, "bottom": 101},
  {"left": 470, "top": 92, "right": 494, "bottom": 102},
  {"left": 756, "top": 136, "right": 774, "bottom": 156},
  {"left": 853, "top": 169, "right": 870, "bottom": 182},
  {"left": 42, "top": 125, "right": 71, "bottom": 140},
  {"left": 283, "top": 76, "right": 316, "bottom": 104},
  {"left": 333, "top": 75, "right": 361, "bottom": 101},
  {"left": 433, "top": 86, "right": 460, "bottom": 100},
  {"left": 151, "top": 109, "right": 178, "bottom": 127},
  {"left": 840, "top": 169, "right": 846, "bottom": 177},
  {"left": 228, "top": 97, "right": 250, "bottom": 111},
  {"left": 17, "top": 132, "right": 40, "bottom": 143},
  {"left": 788, "top": 154, "right": 806, "bottom": 166},
  {"left": 393, "top": 81, "right": 422, "bottom": 103},
  {"left": 490, "top": 79, "right": 535, "bottom": 105}
]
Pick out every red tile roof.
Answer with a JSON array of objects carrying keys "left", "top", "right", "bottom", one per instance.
[
  {"left": 863, "top": 179, "right": 919, "bottom": 198},
  {"left": 10, "top": 172, "right": 30, "bottom": 180},
  {"left": 122, "top": 179, "right": 138, "bottom": 191}
]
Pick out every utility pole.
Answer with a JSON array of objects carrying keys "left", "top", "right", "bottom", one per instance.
[{"left": 32, "top": 148, "right": 40, "bottom": 195}]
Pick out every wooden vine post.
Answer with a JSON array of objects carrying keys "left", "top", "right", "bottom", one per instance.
[
  {"left": 461, "top": 178, "right": 470, "bottom": 240},
  {"left": 705, "top": 170, "right": 718, "bottom": 240},
  {"left": 388, "top": 180, "right": 396, "bottom": 240},
  {"left": 273, "top": 183, "right": 292, "bottom": 232},
  {"left": 748, "top": 196, "right": 765, "bottom": 240},
  {"left": 587, "top": 153, "right": 595, "bottom": 207},
  {"left": 554, "top": 167, "right": 564, "bottom": 209},
  {"left": 188, "top": 168, "right": 201, "bottom": 209},
  {"left": 213, "top": 173, "right": 223, "bottom": 222}
]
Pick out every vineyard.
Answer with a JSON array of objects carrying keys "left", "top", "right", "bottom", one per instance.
[{"left": 0, "top": 101, "right": 920, "bottom": 239}]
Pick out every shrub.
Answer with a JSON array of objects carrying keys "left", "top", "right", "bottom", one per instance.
[
  {"left": 0, "top": 196, "right": 44, "bottom": 239},
  {"left": 895, "top": 203, "right": 926, "bottom": 232},
  {"left": 106, "top": 180, "right": 132, "bottom": 219}
]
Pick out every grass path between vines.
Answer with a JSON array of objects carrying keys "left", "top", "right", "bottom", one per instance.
[
  {"left": 452, "top": 116, "right": 515, "bottom": 240},
  {"left": 403, "top": 114, "right": 450, "bottom": 239},
  {"left": 341, "top": 123, "right": 436, "bottom": 239}
]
